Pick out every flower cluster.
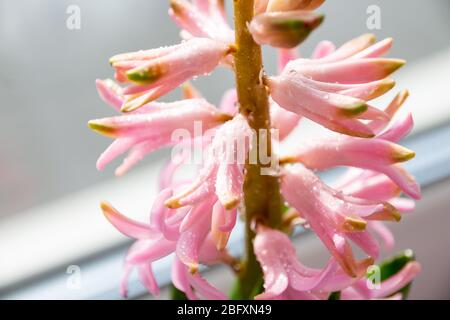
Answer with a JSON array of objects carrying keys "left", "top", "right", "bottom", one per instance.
[{"left": 89, "top": 0, "right": 421, "bottom": 300}]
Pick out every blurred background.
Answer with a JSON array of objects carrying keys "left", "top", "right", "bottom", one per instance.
[{"left": 0, "top": 0, "right": 449, "bottom": 299}]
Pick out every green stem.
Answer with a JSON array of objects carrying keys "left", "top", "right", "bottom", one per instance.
[{"left": 232, "top": 0, "right": 282, "bottom": 299}]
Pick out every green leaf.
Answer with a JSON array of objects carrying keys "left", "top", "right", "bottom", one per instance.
[
  {"left": 328, "top": 291, "right": 341, "bottom": 300},
  {"left": 378, "top": 249, "right": 416, "bottom": 299},
  {"left": 170, "top": 284, "right": 188, "bottom": 300},
  {"left": 229, "top": 277, "right": 264, "bottom": 300},
  {"left": 229, "top": 279, "right": 244, "bottom": 300}
]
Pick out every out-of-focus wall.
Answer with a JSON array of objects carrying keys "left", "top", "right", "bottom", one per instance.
[{"left": 0, "top": 0, "right": 449, "bottom": 217}]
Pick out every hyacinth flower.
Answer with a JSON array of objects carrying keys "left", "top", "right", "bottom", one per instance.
[
  {"left": 249, "top": 11, "right": 324, "bottom": 48},
  {"left": 280, "top": 165, "right": 405, "bottom": 276},
  {"left": 89, "top": 95, "right": 232, "bottom": 176},
  {"left": 88, "top": 0, "right": 422, "bottom": 300},
  {"left": 165, "top": 114, "right": 252, "bottom": 210},
  {"left": 110, "top": 38, "right": 234, "bottom": 112},
  {"left": 169, "top": 0, "right": 234, "bottom": 44},
  {"left": 255, "top": 0, "right": 325, "bottom": 13},
  {"left": 280, "top": 114, "right": 421, "bottom": 200},
  {"left": 101, "top": 189, "right": 236, "bottom": 298},
  {"left": 267, "top": 34, "right": 404, "bottom": 137},
  {"left": 253, "top": 227, "right": 373, "bottom": 300}
]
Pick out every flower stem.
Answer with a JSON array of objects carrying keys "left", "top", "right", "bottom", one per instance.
[{"left": 232, "top": 0, "right": 282, "bottom": 299}]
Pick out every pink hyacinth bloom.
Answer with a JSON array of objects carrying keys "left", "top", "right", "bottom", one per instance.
[
  {"left": 341, "top": 261, "right": 421, "bottom": 300},
  {"left": 311, "top": 40, "right": 336, "bottom": 59},
  {"left": 172, "top": 257, "right": 228, "bottom": 300},
  {"left": 280, "top": 165, "right": 405, "bottom": 276},
  {"left": 249, "top": 11, "right": 324, "bottom": 48},
  {"left": 101, "top": 189, "right": 231, "bottom": 298},
  {"left": 110, "top": 38, "right": 233, "bottom": 112},
  {"left": 281, "top": 132, "right": 421, "bottom": 200},
  {"left": 169, "top": 0, "right": 234, "bottom": 44},
  {"left": 267, "top": 34, "right": 402, "bottom": 137},
  {"left": 89, "top": 0, "right": 422, "bottom": 301},
  {"left": 165, "top": 114, "right": 252, "bottom": 210},
  {"left": 254, "top": 227, "right": 373, "bottom": 300},
  {"left": 89, "top": 98, "right": 231, "bottom": 175},
  {"left": 266, "top": 0, "right": 325, "bottom": 12}
]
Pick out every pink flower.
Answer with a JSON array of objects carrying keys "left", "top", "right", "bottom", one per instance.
[
  {"left": 280, "top": 165, "right": 403, "bottom": 276},
  {"left": 266, "top": 0, "right": 325, "bottom": 12},
  {"left": 169, "top": 0, "right": 234, "bottom": 44},
  {"left": 249, "top": 11, "right": 324, "bottom": 48},
  {"left": 110, "top": 38, "right": 234, "bottom": 112},
  {"left": 254, "top": 227, "right": 372, "bottom": 300},
  {"left": 280, "top": 128, "right": 421, "bottom": 200},
  {"left": 90, "top": 1, "right": 422, "bottom": 300},
  {"left": 172, "top": 257, "right": 228, "bottom": 300},
  {"left": 101, "top": 188, "right": 234, "bottom": 298},
  {"left": 88, "top": 97, "right": 231, "bottom": 176},
  {"left": 165, "top": 114, "right": 252, "bottom": 210},
  {"left": 267, "top": 34, "right": 403, "bottom": 137},
  {"left": 256, "top": 0, "right": 325, "bottom": 13}
]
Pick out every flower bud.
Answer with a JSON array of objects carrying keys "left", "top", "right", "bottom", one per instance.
[
  {"left": 249, "top": 11, "right": 324, "bottom": 48},
  {"left": 267, "top": 0, "right": 325, "bottom": 12}
]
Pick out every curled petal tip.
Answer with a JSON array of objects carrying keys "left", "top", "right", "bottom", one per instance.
[
  {"left": 188, "top": 263, "right": 199, "bottom": 274},
  {"left": 88, "top": 120, "right": 116, "bottom": 138},
  {"left": 392, "top": 146, "right": 415, "bottom": 163},
  {"left": 165, "top": 198, "right": 181, "bottom": 209},
  {"left": 362, "top": 33, "right": 377, "bottom": 44},
  {"left": 342, "top": 216, "right": 367, "bottom": 232},
  {"left": 100, "top": 201, "right": 113, "bottom": 215},
  {"left": 120, "top": 102, "right": 140, "bottom": 113},
  {"left": 223, "top": 198, "right": 241, "bottom": 210},
  {"left": 383, "top": 59, "right": 406, "bottom": 75},
  {"left": 370, "top": 79, "right": 396, "bottom": 100}
]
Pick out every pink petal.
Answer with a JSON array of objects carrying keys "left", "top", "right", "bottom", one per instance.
[
  {"left": 172, "top": 257, "right": 197, "bottom": 300},
  {"left": 368, "top": 221, "right": 395, "bottom": 251},
  {"left": 278, "top": 48, "right": 299, "bottom": 73},
  {"left": 101, "top": 202, "right": 155, "bottom": 239},
  {"left": 176, "top": 210, "right": 212, "bottom": 271},
  {"left": 125, "top": 237, "right": 175, "bottom": 264},
  {"left": 351, "top": 38, "right": 394, "bottom": 59},
  {"left": 138, "top": 263, "right": 160, "bottom": 296},
  {"left": 311, "top": 40, "right": 335, "bottom": 59},
  {"left": 289, "top": 58, "right": 405, "bottom": 84},
  {"left": 96, "top": 79, "right": 124, "bottom": 111},
  {"left": 285, "top": 136, "right": 419, "bottom": 199},
  {"left": 120, "top": 264, "right": 133, "bottom": 298},
  {"left": 189, "top": 273, "right": 228, "bottom": 300},
  {"left": 219, "top": 89, "right": 238, "bottom": 115},
  {"left": 270, "top": 100, "right": 301, "bottom": 140},
  {"left": 315, "top": 33, "right": 376, "bottom": 63},
  {"left": 340, "top": 173, "right": 401, "bottom": 202},
  {"left": 377, "top": 112, "right": 414, "bottom": 142},
  {"left": 89, "top": 98, "right": 228, "bottom": 139},
  {"left": 389, "top": 197, "right": 416, "bottom": 213}
]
